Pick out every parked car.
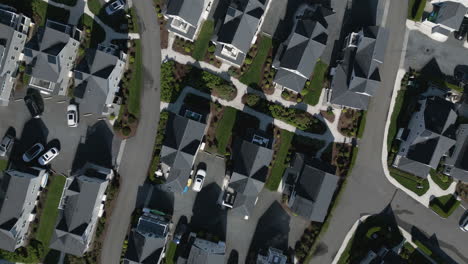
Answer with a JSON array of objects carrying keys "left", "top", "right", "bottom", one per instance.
[
  {"left": 105, "top": 0, "right": 125, "bottom": 15},
  {"left": 24, "top": 94, "right": 41, "bottom": 118},
  {"left": 38, "top": 147, "right": 59, "bottom": 165},
  {"left": 460, "top": 212, "right": 468, "bottom": 232},
  {"left": 23, "top": 143, "right": 44, "bottom": 162},
  {"left": 0, "top": 134, "right": 14, "bottom": 157},
  {"left": 67, "top": 104, "right": 78, "bottom": 127},
  {"left": 455, "top": 17, "right": 468, "bottom": 41},
  {"left": 192, "top": 169, "right": 206, "bottom": 192},
  {"left": 173, "top": 223, "right": 188, "bottom": 245}
]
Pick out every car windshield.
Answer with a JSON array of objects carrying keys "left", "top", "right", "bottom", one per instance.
[
  {"left": 0, "top": 146, "right": 5, "bottom": 152},
  {"left": 29, "top": 145, "right": 40, "bottom": 155},
  {"left": 50, "top": 149, "right": 57, "bottom": 154},
  {"left": 68, "top": 114, "right": 74, "bottom": 120}
]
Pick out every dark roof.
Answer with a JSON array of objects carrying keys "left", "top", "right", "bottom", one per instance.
[
  {"left": 434, "top": 1, "right": 467, "bottom": 30},
  {"left": 166, "top": 0, "right": 204, "bottom": 26},
  {"left": 445, "top": 124, "right": 468, "bottom": 182},
  {"left": 186, "top": 238, "right": 226, "bottom": 264},
  {"left": 215, "top": 0, "right": 266, "bottom": 54},
  {"left": 159, "top": 113, "right": 206, "bottom": 192}
]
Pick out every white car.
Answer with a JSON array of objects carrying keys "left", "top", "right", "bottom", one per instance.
[
  {"left": 23, "top": 143, "right": 44, "bottom": 162},
  {"left": 38, "top": 148, "right": 59, "bottom": 165},
  {"left": 460, "top": 212, "right": 468, "bottom": 232},
  {"left": 106, "top": 0, "right": 125, "bottom": 15},
  {"left": 67, "top": 104, "right": 78, "bottom": 127},
  {"left": 192, "top": 169, "right": 206, "bottom": 192}
]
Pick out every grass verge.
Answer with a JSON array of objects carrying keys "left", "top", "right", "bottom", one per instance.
[
  {"left": 215, "top": 107, "right": 237, "bottom": 155},
  {"left": 192, "top": 20, "right": 214, "bottom": 61},
  {"left": 429, "top": 169, "right": 453, "bottom": 190},
  {"left": 0, "top": 159, "right": 8, "bottom": 171},
  {"left": 265, "top": 130, "right": 293, "bottom": 191},
  {"left": 239, "top": 36, "right": 272, "bottom": 86},
  {"left": 303, "top": 60, "right": 328, "bottom": 106},
  {"left": 128, "top": 40, "right": 142, "bottom": 116},
  {"left": 408, "top": 0, "right": 427, "bottom": 21},
  {"left": 429, "top": 194, "right": 460, "bottom": 218},
  {"left": 165, "top": 242, "right": 177, "bottom": 264},
  {"left": 389, "top": 167, "right": 429, "bottom": 196}
]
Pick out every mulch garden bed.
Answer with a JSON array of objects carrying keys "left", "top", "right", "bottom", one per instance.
[
  {"left": 204, "top": 102, "right": 225, "bottom": 153},
  {"left": 320, "top": 110, "right": 335, "bottom": 123},
  {"left": 338, "top": 109, "right": 361, "bottom": 138}
]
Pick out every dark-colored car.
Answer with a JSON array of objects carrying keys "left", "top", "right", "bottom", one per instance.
[
  {"left": 0, "top": 134, "right": 14, "bottom": 157},
  {"left": 173, "top": 223, "right": 188, "bottom": 245},
  {"left": 23, "top": 143, "right": 44, "bottom": 162},
  {"left": 455, "top": 17, "right": 468, "bottom": 41},
  {"left": 24, "top": 94, "right": 41, "bottom": 118}
]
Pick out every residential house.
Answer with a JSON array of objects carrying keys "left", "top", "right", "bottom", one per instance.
[
  {"left": 0, "top": 7, "right": 31, "bottom": 106},
  {"left": 0, "top": 167, "right": 48, "bottom": 251},
  {"left": 74, "top": 44, "right": 126, "bottom": 115},
  {"left": 257, "top": 247, "right": 288, "bottom": 264},
  {"left": 329, "top": 26, "right": 388, "bottom": 110},
  {"left": 272, "top": 5, "right": 334, "bottom": 93},
  {"left": 158, "top": 111, "right": 206, "bottom": 193},
  {"left": 360, "top": 246, "right": 405, "bottom": 264},
  {"left": 212, "top": 0, "right": 268, "bottom": 67},
  {"left": 165, "top": 0, "right": 212, "bottom": 41},
  {"left": 123, "top": 211, "right": 171, "bottom": 264},
  {"left": 221, "top": 130, "right": 273, "bottom": 220},
  {"left": 49, "top": 162, "right": 113, "bottom": 256},
  {"left": 282, "top": 153, "right": 339, "bottom": 223},
  {"left": 177, "top": 234, "right": 226, "bottom": 264},
  {"left": 442, "top": 124, "right": 468, "bottom": 181},
  {"left": 423, "top": 0, "right": 468, "bottom": 37},
  {"left": 393, "top": 97, "right": 458, "bottom": 179},
  {"left": 23, "top": 19, "right": 81, "bottom": 96}
]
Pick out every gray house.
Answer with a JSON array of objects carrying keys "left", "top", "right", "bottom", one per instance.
[
  {"left": 123, "top": 211, "right": 170, "bottom": 264},
  {"left": 177, "top": 235, "right": 226, "bottom": 264},
  {"left": 330, "top": 26, "right": 388, "bottom": 110},
  {"left": 444, "top": 124, "right": 468, "bottom": 182},
  {"left": 158, "top": 112, "right": 206, "bottom": 193},
  {"left": 423, "top": 1, "right": 468, "bottom": 36},
  {"left": 23, "top": 19, "right": 81, "bottom": 96},
  {"left": 221, "top": 131, "right": 273, "bottom": 220},
  {"left": 74, "top": 44, "right": 126, "bottom": 115},
  {"left": 0, "top": 167, "right": 47, "bottom": 252},
  {"left": 393, "top": 97, "right": 458, "bottom": 179},
  {"left": 272, "top": 5, "right": 334, "bottom": 93},
  {"left": 257, "top": 247, "right": 288, "bottom": 264},
  {"left": 213, "top": 0, "right": 267, "bottom": 66},
  {"left": 0, "top": 7, "right": 31, "bottom": 106},
  {"left": 165, "top": 0, "right": 212, "bottom": 41},
  {"left": 282, "top": 153, "right": 339, "bottom": 223},
  {"left": 49, "top": 162, "right": 113, "bottom": 256}
]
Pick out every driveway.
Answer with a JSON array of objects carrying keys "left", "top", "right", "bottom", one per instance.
[
  {"left": 99, "top": 0, "right": 162, "bottom": 262},
  {"left": 310, "top": 0, "right": 468, "bottom": 263}
]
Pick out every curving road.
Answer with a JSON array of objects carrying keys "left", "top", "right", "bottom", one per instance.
[
  {"left": 310, "top": 0, "right": 468, "bottom": 263},
  {"left": 100, "top": 1, "right": 162, "bottom": 263}
]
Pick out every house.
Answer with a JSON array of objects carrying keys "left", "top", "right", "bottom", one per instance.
[
  {"left": 443, "top": 124, "right": 468, "bottom": 181},
  {"left": 0, "top": 167, "right": 47, "bottom": 252},
  {"left": 165, "top": 0, "right": 212, "bottom": 41},
  {"left": 212, "top": 0, "right": 268, "bottom": 67},
  {"left": 158, "top": 111, "right": 206, "bottom": 193},
  {"left": 177, "top": 234, "right": 226, "bottom": 264},
  {"left": 329, "top": 26, "right": 388, "bottom": 110},
  {"left": 272, "top": 5, "right": 334, "bottom": 93},
  {"left": 0, "top": 7, "right": 31, "bottom": 106},
  {"left": 49, "top": 162, "right": 113, "bottom": 256},
  {"left": 360, "top": 246, "right": 405, "bottom": 264},
  {"left": 393, "top": 97, "right": 458, "bottom": 179},
  {"left": 123, "top": 211, "right": 171, "bottom": 264},
  {"left": 257, "top": 247, "right": 288, "bottom": 264},
  {"left": 221, "top": 130, "right": 273, "bottom": 220},
  {"left": 23, "top": 19, "right": 81, "bottom": 96},
  {"left": 423, "top": 0, "right": 468, "bottom": 37},
  {"left": 74, "top": 44, "right": 126, "bottom": 115},
  {"left": 282, "top": 153, "right": 339, "bottom": 223}
]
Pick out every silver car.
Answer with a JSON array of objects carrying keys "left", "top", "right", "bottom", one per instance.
[
  {"left": 460, "top": 212, "right": 468, "bottom": 232},
  {"left": 0, "top": 134, "right": 14, "bottom": 157}
]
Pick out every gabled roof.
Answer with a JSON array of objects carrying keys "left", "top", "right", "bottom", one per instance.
[
  {"left": 0, "top": 168, "right": 45, "bottom": 251},
  {"left": 186, "top": 238, "right": 226, "bottom": 264},
  {"left": 166, "top": 0, "right": 205, "bottom": 26},
  {"left": 330, "top": 26, "right": 388, "bottom": 110},
  {"left": 49, "top": 163, "right": 111, "bottom": 256},
  {"left": 215, "top": 0, "right": 266, "bottom": 54},
  {"left": 445, "top": 124, "right": 468, "bottom": 182},
  {"left": 159, "top": 113, "right": 206, "bottom": 193},
  {"left": 434, "top": 1, "right": 468, "bottom": 30},
  {"left": 273, "top": 6, "right": 334, "bottom": 92}
]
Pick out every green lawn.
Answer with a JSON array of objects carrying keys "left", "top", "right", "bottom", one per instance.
[
  {"left": 357, "top": 111, "right": 367, "bottom": 139},
  {"left": 130, "top": 8, "right": 140, "bottom": 33},
  {"left": 215, "top": 107, "right": 237, "bottom": 155},
  {"left": 408, "top": 0, "right": 427, "bottom": 21},
  {"left": 87, "top": 0, "right": 102, "bottom": 15},
  {"left": 165, "top": 242, "right": 177, "bottom": 264},
  {"left": 192, "top": 20, "right": 214, "bottom": 61},
  {"left": 239, "top": 36, "right": 272, "bottom": 87},
  {"left": 429, "top": 169, "right": 453, "bottom": 190},
  {"left": 35, "top": 175, "right": 66, "bottom": 246},
  {"left": 128, "top": 40, "right": 142, "bottom": 116},
  {"left": 303, "top": 60, "right": 328, "bottom": 106},
  {"left": 0, "top": 159, "right": 7, "bottom": 171},
  {"left": 387, "top": 89, "right": 406, "bottom": 149},
  {"left": 429, "top": 194, "right": 460, "bottom": 218},
  {"left": 265, "top": 130, "right": 293, "bottom": 191},
  {"left": 389, "top": 167, "right": 429, "bottom": 196},
  {"left": 32, "top": 0, "right": 70, "bottom": 26}
]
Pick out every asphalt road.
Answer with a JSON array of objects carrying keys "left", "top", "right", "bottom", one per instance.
[
  {"left": 99, "top": 0, "right": 162, "bottom": 263},
  {"left": 310, "top": 0, "right": 468, "bottom": 263}
]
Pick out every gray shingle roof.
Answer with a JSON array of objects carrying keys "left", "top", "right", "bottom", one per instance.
[
  {"left": 166, "top": 0, "right": 205, "bottom": 26},
  {"left": 330, "top": 26, "right": 388, "bottom": 110},
  {"left": 434, "top": 1, "right": 468, "bottom": 30},
  {"left": 215, "top": 0, "right": 266, "bottom": 54},
  {"left": 273, "top": 6, "right": 334, "bottom": 92},
  {"left": 159, "top": 113, "right": 206, "bottom": 193},
  {"left": 445, "top": 124, "right": 468, "bottom": 182},
  {"left": 186, "top": 238, "right": 226, "bottom": 264},
  {"left": 0, "top": 168, "right": 45, "bottom": 252},
  {"left": 49, "top": 163, "right": 111, "bottom": 256}
]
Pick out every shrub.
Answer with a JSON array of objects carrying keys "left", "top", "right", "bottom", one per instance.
[
  {"left": 128, "top": 114, "right": 137, "bottom": 124},
  {"left": 208, "top": 45, "right": 216, "bottom": 53},
  {"left": 245, "top": 94, "right": 260, "bottom": 107},
  {"left": 122, "top": 126, "right": 131, "bottom": 136},
  {"left": 244, "top": 57, "right": 253, "bottom": 65}
]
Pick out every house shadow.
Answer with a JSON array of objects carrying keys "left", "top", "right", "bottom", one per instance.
[
  {"left": 190, "top": 182, "right": 227, "bottom": 241},
  {"left": 245, "top": 201, "right": 291, "bottom": 264},
  {"left": 410, "top": 227, "right": 459, "bottom": 264},
  {"left": 11, "top": 118, "right": 48, "bottom": 163},
  {"left": 71, "top": 120, "right": 114, "bottom": 173},
  {"left": 327, "top": 2, "right": 352, "bottom": 68},
  {"left": 145, "top": 186, "right": 175, "bottom": 216}
]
